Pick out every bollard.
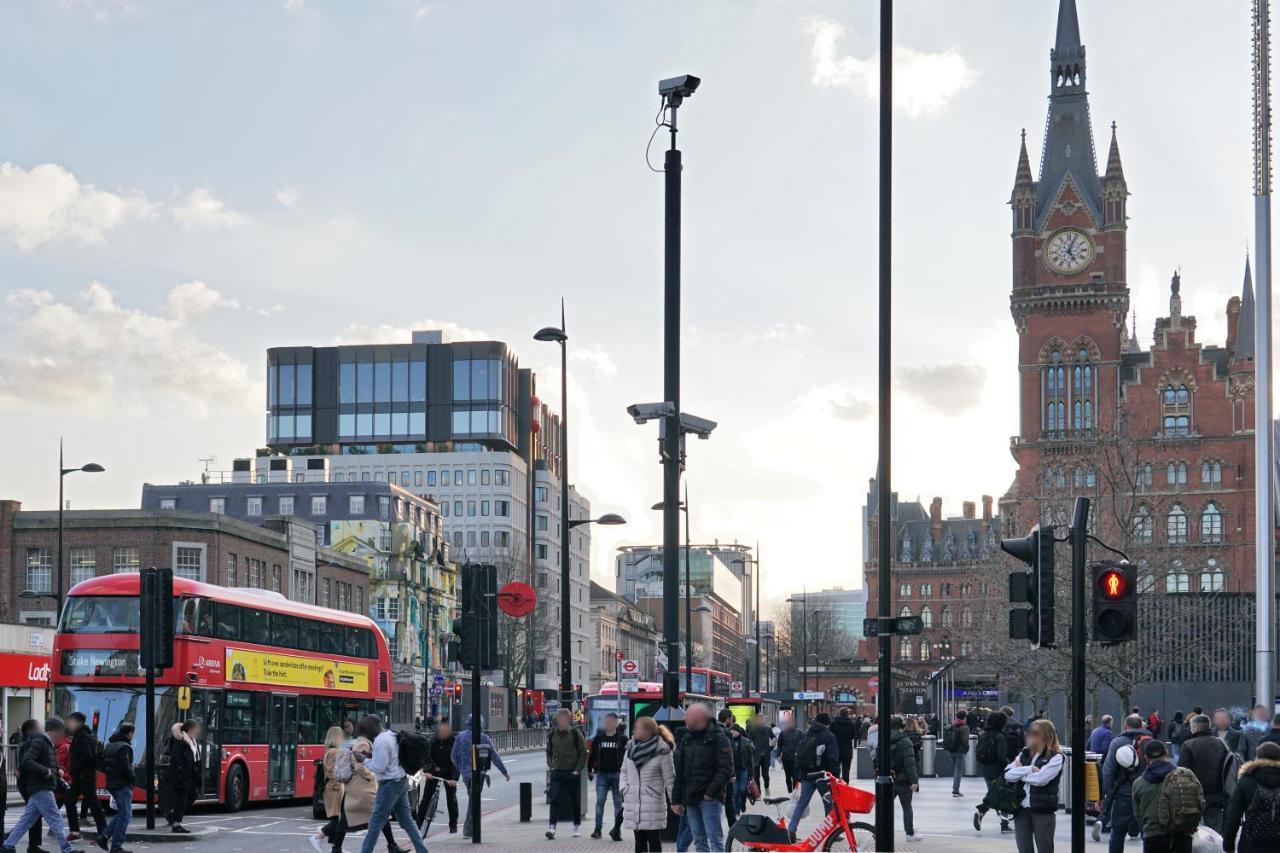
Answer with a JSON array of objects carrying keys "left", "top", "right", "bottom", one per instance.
[
  {"left": 520, "top": 782, "right": 533, "bottom": 822},
  {"left": 856, "top": 744, "right": 874, "bottom": 779},
  {"left": 1060, "top": 747, "right": 1072, "bottom": 812},
  {"left": 920, "top": 735, "right": 937, "bottom": 777},
  {"left": 966, "top": 734, "right": 979, "bottom": 776}
]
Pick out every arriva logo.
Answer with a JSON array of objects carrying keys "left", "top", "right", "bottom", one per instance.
[{"left": 28, "top": 662, "right": 50, "bottom": 683}]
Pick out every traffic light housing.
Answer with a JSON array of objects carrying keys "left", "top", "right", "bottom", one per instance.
[
  {"left": 458, "top": 564, "right": 499, "bottom": 671},
  {"left": 140, "top": 567, "right": 174, "bottom": 671},
  {"left": 1002, "top": 524, "right": 1055, "bottom": 648},
  {"left": 1092, "top": 561, "right": 1137, "bottom": 643}
]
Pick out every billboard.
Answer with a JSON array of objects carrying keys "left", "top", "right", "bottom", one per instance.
[{"left": 225, "top": 648, "right": 369, "bottom": 692}]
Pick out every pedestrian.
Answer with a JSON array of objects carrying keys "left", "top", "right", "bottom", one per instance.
[
  {"left": 0, "top": 719, "right": 72, "bottom": 853},
  {"left": 672, "top": 704, "right": 732, "bottom": 853},
  {"left": 828, "top": 709, "right": 857, "bottom": 783},
  {"left": 1097, "top": 713, "right": 1153, "bottom": 850},
  {"left": 1222, "top": 739, "right": 1280, "bottom": 853},
  {"left": 1180, "top": 713, "right": 1233, "bottom": 832},
  {"left": 342, "top": 719, "right": 355, "bottom": 740},
  {"left": 621, "top": 716, "right": 675, "bottom": 852},
  {"left": 355, "top": 714, "right": 428, "bottom": 853},
  {"left": 873, "top": 716, "right": 921, "bottom": 843},
  {"left": 451, "top": 714, "right": 510, "bottom": 839},
  {"left": 1004, "top": 718, "right": 1065, "bottom": 853},
  {"left": 312, "top": 726, "right": 347, "bottom": 851},
  {"left": 1240, "top": 706, "right": 1271, "bottom": 762},
  {"left": 1088, "top": 715, "right": 1115, "bottom": 756},
  {"left": 418, "top": 721, "right": 460, "bottom": 834},
  {"left": 927, "top": 714, "right": 941, "bottom": 739},
  {"left": 96, "top": 722, "right": 134, "bottom": 853},
  {"left": 589, "top": 713, "right": 627, "bottom": 841},
  {"left": 1132, "top": 738, "right": 1204, "bottom": 853},
  {"left": 10, "top": 718, "right": 43, "bottom": 853},
  {"left": 747, "top": 715, "right": 775, "bottom": 794},
  {"left": 325, "top": 732, "right": 378, "bottom": 853},
  {"left": 62, "top": 713, "right": 104, "bottom": 842},
  {"left": 973, "top": 711, "right": 1012, "bottom": 834},
  {"left": 944, "top": 712, "right": 970, "bottom": 798},
  {"left": 1001, "top": 706, "right": 1027, "bottom": 764},
  {"left": 905, "top": 717, "right": 925, "bottom": 770},
  {"left": 1147, "top": 710, "right": 1163, "bottom": 744},
  {"left": 966, "top": 708, "right": 981, "bottom": 735},
  {"left": 775, "top": 716, "right": 802, "bottom": 794},
  {"left": 1257, "top": 713, "right": 1280, "bottom": 750},
  {"left": 1213, "top": 708, "right": 1246, "bottom": 754},
  {"left": 727, "top": 723, "right": 754, "bottom": 820},
  {"left": 162, "top": 720, "right": 201, "bottom": 833},
  {"left": 787, "top": 712, "right": 839, "bottom": 836},
  {"left": 1168, "top": 711, "right": 1186, "bottom": 762},
  {"left": 545, "top": 708, "right": 588, "bottom": 840}
]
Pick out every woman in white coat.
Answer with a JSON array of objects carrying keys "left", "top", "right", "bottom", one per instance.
[{"left": 620, "top": 715, "right": 675, "bottom": 852}]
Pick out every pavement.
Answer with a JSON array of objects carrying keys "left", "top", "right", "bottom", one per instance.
[{"left": 18, "top": 763, "right": 1155, "bottom": 851}]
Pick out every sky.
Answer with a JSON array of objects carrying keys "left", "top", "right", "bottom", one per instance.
[{"left": 0, "top": 0, "right": 1266, "bottom": 617}]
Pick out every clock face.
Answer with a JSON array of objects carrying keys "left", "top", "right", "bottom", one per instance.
[{"left": 1045, "top": 229, "right": 1094, "bottom": 274}]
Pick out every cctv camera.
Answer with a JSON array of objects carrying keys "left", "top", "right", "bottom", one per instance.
[
  {"left": 679, "top": 412, "right": 717, "bottom": 439},
  {"left": 627, "top": 402, "right": 676, "bottom": 425},
  {"left": 658, "top": 75, "right": 701, "bottom": 103}
]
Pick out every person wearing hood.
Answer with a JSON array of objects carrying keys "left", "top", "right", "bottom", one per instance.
[
  {"left": 1, "top": 719, "right": 73, "bottom": 853},
  {"left": 450, "top": 715, "right": 510, "bottom": 839},
  {"left": 974, "top": 711, "right": 1012, "bottom": 835},
  {"left": 774, "top": 716, "right": 803, "bottom": 793},
  {"left": 878, "top": 716, "right": 921, "bottom": 844},
  {"left": 1240, "top": 705, "right": 1271, "bottom": 762},
  {"left": 1132, "top": 739, "right": 1203, "bottom": 853},
  {"left": 1168, "top": 711, "right": 1187, "bottom": 762},
  {"left": 1179, "top": 714, "right": 1231, "bottom": 832},
  {"left": 1004, "top": 719, "right": 1065, "bottom": 853},
  {"left": 620, "top": 716, "right": 675, "bottom": 852},
  {"left": 1223, "top": 740, "right": 1280, "bottom": 852},
  {"left": 97, "top": 723, "right": 135, "bottom": 853},
  {"left": 787, "top": 713, "right": 841, "bottom": 836},
  {"left": 828, "top": 710, "right": 857, "bottom": 783},
  {"left": 161, "top": 720, "right": 200, "bottom": 834}
]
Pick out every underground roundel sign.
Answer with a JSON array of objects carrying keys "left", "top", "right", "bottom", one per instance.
[
  {"left": 620, "top": 659, "right": 639, "bottom": 676},
  {"left": 497, "top": 582, "right": 537, "bottom": 618}
]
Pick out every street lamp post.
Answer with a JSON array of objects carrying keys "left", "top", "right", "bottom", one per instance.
[
  {"left": 786, "top": 592, "right": 809, "bottom": 692},
  {"left": 652, "top": 485, "right": 693, "bottom": 686},
  {"left": 57, "top": 439, "right": 104, "bottom": 622}
]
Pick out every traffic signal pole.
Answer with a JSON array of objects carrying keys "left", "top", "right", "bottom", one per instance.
[{"left": 1069, "top": 497, "right": 1089, "bottom": 853}]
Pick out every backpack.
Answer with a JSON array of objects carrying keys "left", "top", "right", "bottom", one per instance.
[
  {"left": 332, "top": 747, "right": 356, "bottom": 784},
  {"left": 1156, "top": 766, "right": 1205, "bottom": 835},
  {"left": 1120, "top": 733, "right": 1153, "bottom": 783},
  {"left": 942, "top": 726, "right": 958, "bottom": 753},
  {"left": 1242, "top": 784, "right": 1280, "bottom": 844},
  {"left": 93, "top": 739, "right": 106, "bottom": 773},
  {"left": 396, "top": 730, "right": 431, "bottom": 775},
  {"left": 796, "top": 731, "right": 821, "bottom": 773},
  {"left": 976, "top": 731, "right": 1001, "bottom": 765},
  {"left": 1221, "top": 749, "right": 1243, "bottom": 797}
]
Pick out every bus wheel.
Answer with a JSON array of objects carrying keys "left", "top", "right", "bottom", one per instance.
[{"left": 224, "top": 763, "right": 248, "bottom": 812}]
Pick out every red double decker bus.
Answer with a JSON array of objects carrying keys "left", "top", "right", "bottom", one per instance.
[{"left": 53, "top": 574, "right": 392, "bottom": 810}]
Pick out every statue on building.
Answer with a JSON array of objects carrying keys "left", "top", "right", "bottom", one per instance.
[
  {"left": 921, "top": 535, "right": 934, "bottom": 563},
  {"left": 941, "top": 530, "right": 957, "bottom": 562},
  {"left": 900, "top": 531, "right": 913, "bottom": 563}
]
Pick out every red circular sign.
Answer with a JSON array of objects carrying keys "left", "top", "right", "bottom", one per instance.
[
  {"left": 621, "top": 659, "right": 639, "bottom": 674},
  {"left": 497, "top": 582, "right": 538, "bottom": 617},
  {"left": 868, "top": 677, "right": 879, "bottom": 692}
]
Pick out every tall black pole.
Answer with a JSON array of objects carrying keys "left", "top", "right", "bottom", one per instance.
[
  {"left": 684, "top": 487, "right": 692, "bottom": 680},
  {"left": 57, "top": 440, "right": 64, "bottom": 622},
  {"left": 1070, "top": 497, "right": 1089, "bottom": 853},
  {"left": 801, "top": 593, "right": 808, "bottom": 693},
  {"left": 874, "top": 0, "right": 895, "bottom": 848},
  {"left": 557, "top": 336, "right": 573, "bottom": 710},
  {"left": 660, "top": 103, "right": 684, "bottom": 716},
  {"left": 469, "top": 572, "right": 485, "bottom": 845},
  {"left": 754, "top": 549, "right": 761, "bottom": 694}
]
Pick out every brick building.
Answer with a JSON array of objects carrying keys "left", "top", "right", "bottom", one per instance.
[{"left": 0, "top": 501, "right": 369, "bottom": 626}]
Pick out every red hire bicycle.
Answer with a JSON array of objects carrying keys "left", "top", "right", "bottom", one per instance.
[{"left": 726, "top": 771, "right": 877, "bottom": 851}]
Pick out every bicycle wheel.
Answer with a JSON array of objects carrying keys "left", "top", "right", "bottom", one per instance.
[{"left": 823, "top": 821, "right": 877, "bottom": 851}]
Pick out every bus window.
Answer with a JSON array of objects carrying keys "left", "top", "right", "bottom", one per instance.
[
  {"left": 320, "top": 623, "right": 342, "bottom": 655},
  {"left": 214, "top": 603, "right": 241, "bottom": 640},
  {"left": 298, "top": 619, "right": 320, "bottom": 652},
  {"left": 174, "top": 598, "right": 200, "bottom": 635},
  {"left": 196, "top": 598, "right": 213, "bottom": 636},
  {"left": 297, "top": 695, "right": 316, "bottom": 744},
  {"left": 60, "top": 597, "right": 140, "bottom": 634},
  {"left": 270, "top": 614, "right": 298, "bottom": 648},
  {"left": 344, "top": 627, "right": 363, "bottom": 658},
  {"left": 223, "top": 691, "right": 254, "bottom": 743},
  {"left": 243, "top": 609, "right": 270, "bottom": 645}
]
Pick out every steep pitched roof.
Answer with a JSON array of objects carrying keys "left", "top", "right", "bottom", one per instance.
[{"left": 1237, "top": 255, "right": 1256, "bottom": 360}]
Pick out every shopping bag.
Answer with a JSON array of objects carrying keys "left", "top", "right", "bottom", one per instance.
[{"left": 1191, "top": 825, "right": 1224, "bottom": 853}]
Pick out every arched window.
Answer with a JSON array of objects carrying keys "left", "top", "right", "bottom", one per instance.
[
  {"left": 960, "top": 583, "right": 973, "bottom": 598},
  {"left": 899, "top": 605, "right": 912, "bottom": 619},
  {"left": 898, "top": 582, "right": 912, "bottom": 598},
  {"left": 1137, "top": 463, "right": 1153, "bottom": 489},
  {"left": 1201, "top": 502, "right": 1223, "bottom": 544},
  {"left": 1167, "top": 462, "right": 1187, "bottom": 485},
  {"left": 1074, "top": 467, "right": 1097, "bottom": 489},
  {"left": 1202, "top": 461, "right": 1222, "bottom": 485},
  {"left": 920, "top": 583, "right": 933, "bottom": 598},
  {"left": 920, "top": 605, "right": 933, "bottom": 628},
  {"left": 899, "top": 638, "right": 913, "bottom": 661},
  {"left": 1162, "top": 383, "right": 1191, "bottom": 436},
  {"left": 920, "top": 639, "right": 932, "bottom": 662},
  {"left": 960, "top": 605, "right": 973, "bottom": 628},
  {"left": 1200, "top": 559, "right": 1225, "bottom": 592},
  {"left": 940, "top": 606, "right": 953, "bottom": 628},
  {"left": 1134, "top": 506, "right": 1153, "bottom": 543},
  {"left": 1167, "top": 504, "right": 1188, "bottom": 544},
  {"left": 938, "top": 637, "right": 953, "bottom": 659},
  {"left": 1044, "top": 349, "right": 1066, "bottom": 436},
  {"left": 960, "top": 641, "right": 973, "bottom": 658},
  {"left": 1166, "top": 565, "right": 1190, "bottom": 593}
]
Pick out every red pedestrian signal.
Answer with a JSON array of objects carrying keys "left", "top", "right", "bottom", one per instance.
[
  {"left": 1097, "top": 567, "right": 1128, "bottom": 599},
  {"left": 1091, "top": 561, "right": 1137, "bottom": 643}
]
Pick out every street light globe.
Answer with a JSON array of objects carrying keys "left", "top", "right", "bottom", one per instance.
[
  {"left": 533, "top": 326, "right": 568, "bottom": 343},
  {"left": 595, "top": 513, "right": 626, "bottom": 526},
  {"left": 80, "top": 463, "right": 105, "bottom": 473}
]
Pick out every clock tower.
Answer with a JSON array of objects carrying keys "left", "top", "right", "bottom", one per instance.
[{"left": 1010, "top": 0, "right": 1129, "bottom": 447}]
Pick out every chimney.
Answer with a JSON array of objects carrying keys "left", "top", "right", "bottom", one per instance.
[
  {"left": 232, "top": 458, "right": 253, "bottom": 484},
  {"left": 929, "top": 497, "right": 943, "bottom": 524},
  {"left": 982, "top": 495, "right": 993, "bottom": 522},
  {"left": 962, "top": 501, "right": 976, "bottom": 520},
  {"left": 1227, "top": 295, "right": 1241, "bottom": 357}
]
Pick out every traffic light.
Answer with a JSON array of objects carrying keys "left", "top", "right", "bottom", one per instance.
[
  {"left": 140, "top": 567, "right": 174, "bottom": 671},
  {"left": 458, "top": 564, "right": 498, "bottom": 671},
  {"left": 1092, "top": 561, "right": 1137, "bottom": 643},
  {"left": 1002, "top": 524, "right": 1055, "bottom": 648}
]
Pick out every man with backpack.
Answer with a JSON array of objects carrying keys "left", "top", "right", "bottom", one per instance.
[
  {"left": 1131, "top": 739, "right": 1204, "bottom": 853},
  {"left": 1222, "top": 739, "right": 1280, "bottom": 853},
  {"left": 545, "top": 709, "right": 587, "bottom": 840},
  {"left": 63, "top": 713, "right": 105, "bottom": 842},
  {"left": 973, "top": 711, "right": 1012, "bottom": 834},
  {"left": 1099, "top": 714, "right": 1154, "bottom": 852},
  {"left": 878, "top": 716, "right": 921, "bottom": 844},
  {"left": 786, "top": 712, "right": 840, "bottom": 836},
  {"left": 356, "top": 715, "right": 429, "bottom": 853},
  {"left": 944, "top": 712, "right": 970, "bottom": 798},
  {"left": 1179, "top": 713, "right": 1234, "bottom": 833}
]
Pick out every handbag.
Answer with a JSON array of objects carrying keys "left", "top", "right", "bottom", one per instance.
[
  {"left": 1191, "top": 825, "right": 1224, "bottom": 853},
  {"left": 746, "top": 779, "right": 761, "bottom": 803},
  {"left": 983, "top": 777, "right": 1025, "bottom": 817}
]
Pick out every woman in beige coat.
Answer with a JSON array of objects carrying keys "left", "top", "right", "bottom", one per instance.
[
  {"left": 318, "top": 728, "right": 346, "bottom": 833},
  {"left": 620, "top": 716, "right": 675, "bottom": 852},
  {"left": 315, "top": 735, "right": 404, "bottom": 853}
]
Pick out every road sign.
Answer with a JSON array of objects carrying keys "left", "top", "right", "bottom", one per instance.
[
  {"left": 496, "top": 581, "right": 537, "bottom": 618},
  {"left": 793, "top": 691, "right": 824, "bottom": 701},
  {"left": 915, "top": 696, "right": 925, "bottom": 706},
  {"left": 434, "top": 674, "right": 446, "bottom": 686},
  {"left": 731, "top": 681, "right": 744, "bottom": 693},
  {"left": 656, "top": 650, "right": 668, "bottom": 671},
  {"left": 868, "top": 677, "right": 879, "bottom": 692},
  {"left": 616, "top": 651, "right": 625, "bottom": 661},
  {"left": 620, "top": 677, "right": 639, "bottom": 694},
  {"left": 620, "top": 659, "right": 639, "bottom": 676}
]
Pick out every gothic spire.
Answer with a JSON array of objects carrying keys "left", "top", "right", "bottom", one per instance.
[
  {"left": 1015, "top": 128, "right": 1034, "bottom": 186},
  {"left": 1036, "top": 0, "right": 1101, "bottom": 229},
  {"left": 1104, "top": 122, "right": 1125, "bottom": 182},
  {"left": 1055, "top": 0, "right": 1083, "bottom": 60},
  {"left": 1238, "top": 255, "right": 1256, "bottom": 359}
]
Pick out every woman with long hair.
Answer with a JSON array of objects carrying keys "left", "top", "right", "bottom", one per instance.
[
  {"left": 312, "top": 727, "right": 347, "bottom": 850},
  {"left": 1004, "top": 719, "right": 1064, "bottom": 853},
  {"left": 620, "top": 716, "right": 675, "bottom": 852},
  {"left": 162, "top": 719, "right": 201, "bottom": 833}
]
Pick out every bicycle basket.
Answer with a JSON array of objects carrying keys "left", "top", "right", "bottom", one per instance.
[{"left": 831, "top": 781, "right": 876, "bottom": 814}]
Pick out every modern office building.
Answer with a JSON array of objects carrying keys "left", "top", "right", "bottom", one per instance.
[
  {"left": 796, "top": 587, "right": 867, "bottom": 641},
  {"left": 141, "top": 466, "right": 456, "bottom": 720},
  {"left": 615, "top": 542, "right": 755, "bottom": 636},
  {"left": 259, "top": 330, "right": 592, "bottom": 695}
]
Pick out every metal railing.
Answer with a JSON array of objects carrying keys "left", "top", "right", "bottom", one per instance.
[{"left": 485, "top": 727, "right": 546, "bottom": 752}]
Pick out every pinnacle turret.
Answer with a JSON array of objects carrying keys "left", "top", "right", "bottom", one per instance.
[
  {"left": 1104, "top": 122, "right": 1125, "bottom": 182},
  {"left": 1237, "top": 255, "right": 1256, "bottom": 359}
]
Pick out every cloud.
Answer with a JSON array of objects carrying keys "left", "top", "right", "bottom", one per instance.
[
  {"left": 570, "top": 344, "right": 617, "bottom": 376},
  {"left": 275, "top": 188, "right": 299, "bottom": 208},
  {"left": 897, "top": 363, "right": 985, "bottom": 415},
  {"left": 0, "top": 281, "right": 257, "bottom": 416},
  {"left": 283, "top": 0, "right": 305, "bottom": 10},
  {"left": 334, "top": 319, "right": 490, "bottom": 345},
  {"left": 172, "top": 187, "right": 247, "bottom": 230},
  {"left": 0, "top": 162, "right": 154, "bottom": 251},
  {"left": 808, "top": 17, "right": 977, "bottom": 117}
]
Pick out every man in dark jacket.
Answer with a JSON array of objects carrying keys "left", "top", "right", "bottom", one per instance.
[
  {"left": 945, "top": 713, "right": 970, "bottom": 798},
  {"left": 747, "top": 716, "right": 775, "bottom": 793},
  {"left": 1, "top": 719, "right": 73, "bottom": 853},
  {"left": 1099, "top": 714, "right": 1153, "bottom": 852},
  {"left": 587, "top": 714, "right": 626, "bottom": 841},
  {"left": 828, "top": 709, "right": 857, "bottom": 782},
  {"left": 1223, "top": 740, "right": 1280, "bottom": 853},
  {"left": 672, "top": 704, "right": 733, "bottom": 853},
  {"left": 97, "top": 723, "right": 135, "bottom": 853},
  {"left": 544, "top": 709, "right": 587, "bottom": 839},
  {"left": 974, "top": 712, "right": 1013, "bottom": 834},
  {"left": 418, "top": 721, "right": 459, "bottom": 834},
  {"left": 1132, "top": 739, "right": 1202, "bottom": 852},
  {"left": 786, "top": 713, "right": 840, "bottom": 836},
  {"left": 775, "top": 717, "right": 803, "bottom": 793},
  {"left": 64, "top": 713, "right": 105, "bottom": 840},
  {"left": 1179, "top": 714, "right": 1230, "bottom": 833},
  {"left": 879, "top": 716, "right": 921, "bottom": 843}
]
